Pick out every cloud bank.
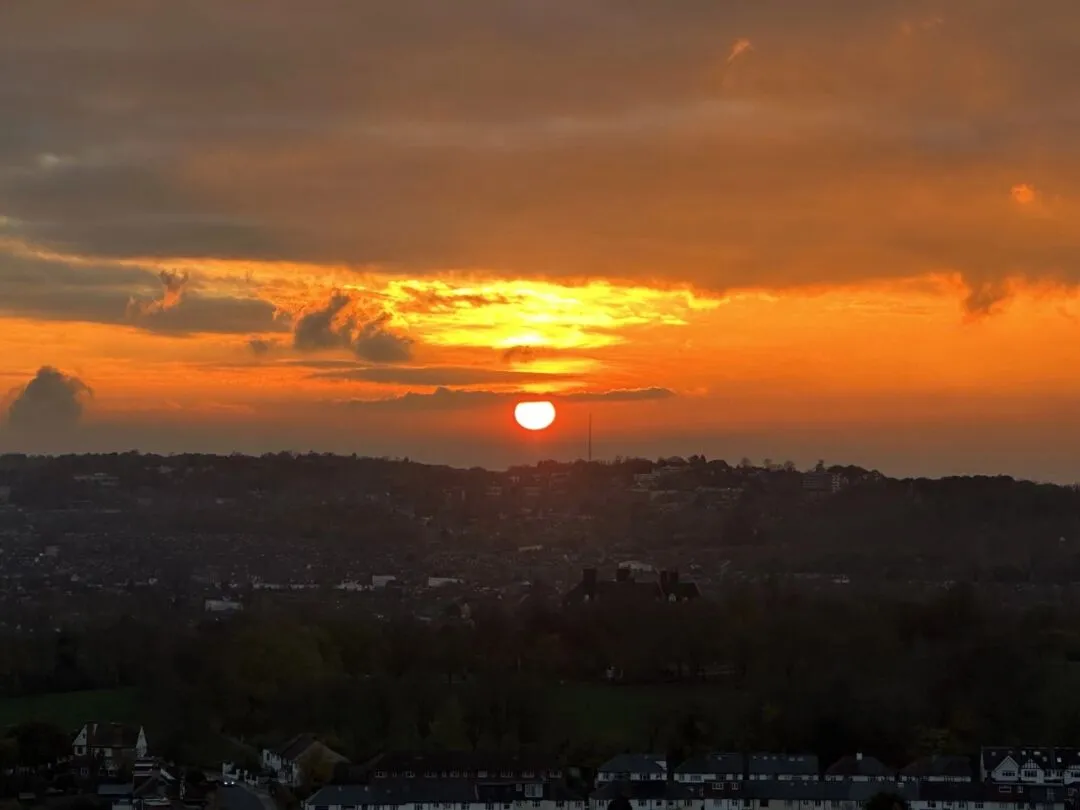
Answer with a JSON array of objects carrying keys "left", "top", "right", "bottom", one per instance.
[
  {"left": 4, "top": 366, "right": 92, "bottom": 438},
  {"left": 0, "top": 0, "right": 1077, "bottom": 315}
]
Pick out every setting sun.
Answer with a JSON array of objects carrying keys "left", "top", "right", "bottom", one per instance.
[{"left": 514, "top": 401, "right": 556, "bottom": 431}]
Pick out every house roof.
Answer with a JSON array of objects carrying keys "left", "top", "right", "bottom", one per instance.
[
  {"left": 591, "top": 781, "right": 695, "bottom": 802},
  {"left": 371, "top": 751, "right": 560, "bottom": 776},
  {"left": 307, "top": 780, "right": 585, "bottom": 808},
  {"left": 981, "top": 746, "right": 1080, "bottom": 774},
  {"left": 703, "top": 780, "right": 917, "bottom": 803},
  {"left": 82, "top": 722, "right": 142, "bottom": 749},
  {"left": 677, "top": 753, "right": 745, "bottom": 776},
  {"left": 747, "top": 753, "right": 819, "bottom": 776},
  {"left": 276, "top": 734, "right": 318, "bottom": 761},
  {"left": 597, "top": 754, "right": 667, "bottom": 775},
  {"left": 825, "top": 754, "right": 894, "bottom": 778},
  {"left": 899, "top": 756, "right": 972, "bottom": 779}
]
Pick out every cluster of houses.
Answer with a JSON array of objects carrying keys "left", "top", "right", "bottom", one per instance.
[{"left": 302, "top": 749, "right": 1080, "bottom": 810}]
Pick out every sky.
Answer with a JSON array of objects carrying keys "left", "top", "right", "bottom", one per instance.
[{"left": 2, "top": 1, "right": 1080, "bottom": 480}]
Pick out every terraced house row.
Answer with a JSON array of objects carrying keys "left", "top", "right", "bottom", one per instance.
[{"left": 302, "top": 749, "right": 1080, "bottom": 810}]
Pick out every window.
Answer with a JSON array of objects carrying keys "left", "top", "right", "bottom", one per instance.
[
  {"left": 1022, "top": 772, "right": 1037, "bottom": 779},
  {"left": 375, "top": 772, "right": 387, "bottom": 779},
  {"left": 405, "top": 772, "right": 415, "bottom": 779},
  {"left": 975, "top": 804, "right": 984, "bottom": 808}
]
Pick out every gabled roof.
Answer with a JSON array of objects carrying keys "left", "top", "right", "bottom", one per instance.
[
  {"left": 597, "top": 754, "right": 667, "bottom": 775},
  {"left": 825, "top": 754, "right": 893, "bottom": 778},
  {"left": 82, "top": 722, "right": 142, "bottom": 750},
  {"left": 371, "top": 750, "right": 560, "bottom": 776},
  {"left": 900, "top": 756, "right": 972, "bottom": 779},
  {"left": 276, "top": 734, "right": 318, "bottom": 761},
  {"left": 307, "top": 780, "right": 585, "bottom": 808},
  {"left": 591, "top": 781, "right": 694, "bottom": 802},
  {"left": 748, "top": 753, "right": 819, "bottom": 776},
  {"left": 702, "top": 780, "right": 917, "bottom": 803},
  {"left": 677, "top": 753, "right": 745, "bottom": 775}
]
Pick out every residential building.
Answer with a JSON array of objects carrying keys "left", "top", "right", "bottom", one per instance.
[
  {"left": 591, "top": 779, "right": 696, "bottom": 810},
  {"left": 262, "top": 734, "right": 349, "bottom": 787},
  {"left": 675, "top": 754, "right": 745, "bottom": 789},
  {"left": 368, "top": 751, "right": 562, "bottom": 782},
  {"left": 747, "top": 754, "right": 819, "bottom": 781},
  {"left": 564, "top": 569, "right": 699, "bottom": 607},
  {"left": 980, "top": 748, "right": 1080, "bottom": 784},
  {"left": 824, "top": 753, "right": 894, "bottom": 782},
  {"left": 304, "top": 780, "right": 586, "bottom": 810},
  {"left": 72, "top": 722, "right": 148, "bottom": 765},
  {"left": 899, "top": 756, "right": 973, "bottom": 783},
  {"left": 596, "top": 755, "right": 668, "bottom": 784}
]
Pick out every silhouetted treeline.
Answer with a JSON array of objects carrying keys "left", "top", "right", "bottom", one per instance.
[{"left": 5, "top": 584, "right": 1080, "bottom": 768}]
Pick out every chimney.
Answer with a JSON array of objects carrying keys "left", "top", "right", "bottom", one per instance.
[{"left": 616, "top": 567, "right": 631, "bottom": 583}]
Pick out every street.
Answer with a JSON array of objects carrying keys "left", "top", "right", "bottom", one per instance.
[{"left": 218, "top": 784, "right": 275, "bottom": 810}]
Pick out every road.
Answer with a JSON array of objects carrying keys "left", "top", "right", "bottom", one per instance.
[{"left": 218, "top": 784, "right": 275, "bottom": 810}]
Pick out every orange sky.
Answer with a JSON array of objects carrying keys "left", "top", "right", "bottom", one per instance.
[{"left": 2, "top": 1, "right": 1079, "bottom": 479}]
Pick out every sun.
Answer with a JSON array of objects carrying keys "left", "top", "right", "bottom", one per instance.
[{"left": 514, "top": 401, "right": 556, "bottom": 431}]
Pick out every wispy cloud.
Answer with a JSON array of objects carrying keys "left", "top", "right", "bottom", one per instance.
[{"left": 341, "top": 385, "right": 675, "bottom": 411}]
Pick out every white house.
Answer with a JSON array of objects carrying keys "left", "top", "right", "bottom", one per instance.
[
  {"left": 262, "top": 735, "right": 348, "bottom": 787},
  {"left": 980, "top": 748, "right": 1080, "bottom": 785},
  {"left": 73, "top": 722, "right": 148, "bottom": 764}
]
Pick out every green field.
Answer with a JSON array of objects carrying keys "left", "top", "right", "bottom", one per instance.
[
  {"left": 547, "top": 682, "right": 732, "bottom": 749},
  {"left": 0, "top": 688, "right": 140, "bottom": 733}
]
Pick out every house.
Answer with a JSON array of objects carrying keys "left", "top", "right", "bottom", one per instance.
[
  {"left": 262, "top": 735, "right": 349, "bottom": 787},
  {"left": 73, "top": 723, "right": 148, "bottom": 766},
  {"left": 564, "top": 569, "right": 700, "bottom": 607},
  {"left": 980, "top": 748, "right": 1080, "bottom": 784},
  {"left": 700, "top": 778, "right": 917, "bottom": 810},
  {"left": 899, "top": 755, "right": 973, "bottom": 783},
  {"left": 824, "top": 753, "right": 894, "bottom": 782},
  {"left": 747, "top": 753, "right": 819, "bottom": 781},
  {"left": 595, "top": 754, "right": 667, "bottom": 783},
  {"left": 590, "top": 779, "right": 695, "bottom": 810},
  {"left": 675, "top": 753, "right": 745, "bottom": 788},
  {"left": 368, "top": 751, "right": 562, "bottom": 781},
  {"left": 911, "top": 781, "right": 1069, "bottom": 810},
  {"left": 304, "top": 780, "right": 587, "bottom": 810}
]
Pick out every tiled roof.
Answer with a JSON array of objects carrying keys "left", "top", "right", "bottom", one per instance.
[
  {"left": 597, "top": 754, "right": 667, "bottom": 775},
  {"left": 677, "top": 753, "right": 745, "bottom": 775},
  {"left": 747, "top": 753, "right": 819, "bottom": 775}
]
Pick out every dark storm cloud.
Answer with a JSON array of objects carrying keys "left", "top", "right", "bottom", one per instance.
[
  {"left": 4, "top": 366, "right": 92, "bottom": 436},
  {"left": 292, "top": 293, "right": 413, "bottom": 362},
  {"left": 138, "top": 295, "right": 285, "bottom": 335},
  {"left": 2, "top": 0, "right": 1080, "bottom": 301},
  {"left": 0, "top": 251, "right": 285, "bottom": 334},
  {"left": 343, "top": 385, "right": 675, "bottom": 411},
  {"left": 351, "top": 313, "right": 413, "bottom": 364}
]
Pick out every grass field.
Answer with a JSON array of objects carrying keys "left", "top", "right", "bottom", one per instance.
[
  {"left": 0, "top": 688, "right": 140, "bottom": 733},
  {"left": 547, "top": 682, "right": 731, "bottom": 749}
]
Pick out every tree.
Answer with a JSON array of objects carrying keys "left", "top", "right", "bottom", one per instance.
[{"left": 864, "top": 793, "right": 909, "bottom": 810}]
